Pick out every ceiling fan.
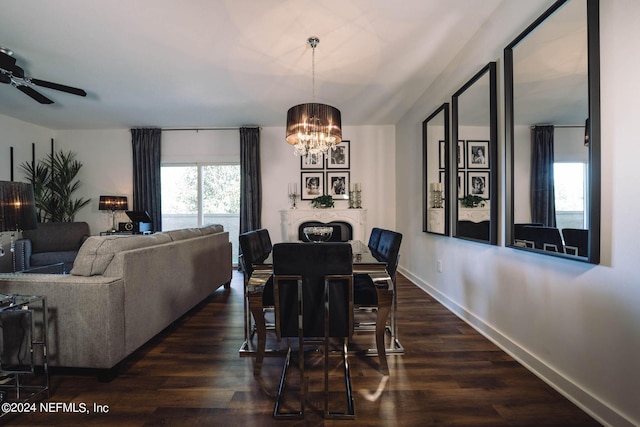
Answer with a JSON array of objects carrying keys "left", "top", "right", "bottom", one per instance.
[{"left": 0, "top": 47, "right": 86, "bottom": 104}]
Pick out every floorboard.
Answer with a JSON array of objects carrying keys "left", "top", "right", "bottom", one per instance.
[{"left": 3, "top": 270, "right": 601, "bottom": 426}]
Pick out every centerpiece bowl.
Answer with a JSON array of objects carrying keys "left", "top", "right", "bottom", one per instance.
[{"left": 303, "top": 226, "right": 333, "bottom": 243}]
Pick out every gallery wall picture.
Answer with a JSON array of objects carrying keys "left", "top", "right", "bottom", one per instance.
[
  {"left": 327, "top": 140, "right": 350, "bottom": 169},
  {"left": 301, "top": 171, "right": 324, "bottom": 200},
  {"left": 468, "top": 171, "right": 489, "bottom": 198},
  {"left": 300, "top": 152, "right": 324, "bottom": 169},
  {"left": 467, "top": 140, "right": 489, "bottom": 168},
  {"left": 326, "top": 171, "right": 350, "bottom": 199}
]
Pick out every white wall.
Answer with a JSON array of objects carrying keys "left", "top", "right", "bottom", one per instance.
[
  {"left": 1, "top": 122, "right": 396, "bottom": 241},
  {"left": 395, "top": 1, "right": 640, "bottom": 426},
  {"left": 260, "top": 124, "right": 396, "bottom": 243}
]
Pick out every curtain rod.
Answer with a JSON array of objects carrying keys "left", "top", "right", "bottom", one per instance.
[
  {"left": 530, "top": 124, "right": 585, "bottom": 129},
  {"left": 161, "top": 126, "right": 262, "bottom": 131}
]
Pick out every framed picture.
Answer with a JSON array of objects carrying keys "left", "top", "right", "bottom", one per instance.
[
  {"left": 457, "top": 140, "right": 465, "bottom": 169},
  {"left": 439, "top": 140, "right": 446, "bottom": 169},
  {"left": 326, "top": 171, "right": 350, "bottom": 199},
  {"left": 467, "top": 140, "right": 489, "bottom": 169},
  {"left": 458, "top": 171, "right": 465, "bottom": 198},
  {"left": 300, "top": 152, "right": 324, "bottom": 169},
  {"left": 468, "top": 171, "right": 489, "bottom": 198},
  {"left": 301, "top": 172, "right": 324, "bottom": 200},
  {"left": 327, "top": 140, "right": 350, "bottom": 169}
]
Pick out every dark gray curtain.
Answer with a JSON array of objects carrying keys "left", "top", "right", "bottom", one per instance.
[
  {"left": 239, "top": 127, "right": 261, "bottom": 233},
  {"left": 131, "top": 128, "right": 162, "bottom": 232},
  {"left": 530, "top": 125, "right": 556, "bottom": 227}
]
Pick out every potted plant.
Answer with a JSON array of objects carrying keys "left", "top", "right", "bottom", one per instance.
[
  {"left": 459, "top": 194, "right": 487, "bottom": 208},
  {"left": 21, "top": 150, "right": 91, "bottom": 222},
  {"left": 311, "top": 194, "right": 334, "bottom": 208}
]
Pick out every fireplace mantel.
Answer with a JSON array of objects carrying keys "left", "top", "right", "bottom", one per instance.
[{"left": 280, "top": 208, "right": 368, "bottom": 242}]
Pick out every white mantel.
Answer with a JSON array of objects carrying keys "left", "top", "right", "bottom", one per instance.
[{"left": 280, "top": 208, "right": 368, "bottom": 242}]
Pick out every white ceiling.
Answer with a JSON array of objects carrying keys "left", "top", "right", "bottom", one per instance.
[{"left": 0, "top": 0, "right": 531, "bottom": 130}]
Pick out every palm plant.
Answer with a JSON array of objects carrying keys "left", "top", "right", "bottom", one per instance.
[{"left": 21, "top": 150, "right": 91, "bottom": 222}]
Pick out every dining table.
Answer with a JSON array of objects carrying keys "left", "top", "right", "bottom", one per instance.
[{"left": 242, "top": 240, "right": 402, "bottom": 375}]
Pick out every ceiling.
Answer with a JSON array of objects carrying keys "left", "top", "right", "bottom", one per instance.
[{"left": 0, "top": 0, "right": 553, "bottom": 131}]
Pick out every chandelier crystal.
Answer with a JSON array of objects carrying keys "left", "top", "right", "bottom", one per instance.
[{"left": 285, "top": 37, "right": 342, "bottom": 156}]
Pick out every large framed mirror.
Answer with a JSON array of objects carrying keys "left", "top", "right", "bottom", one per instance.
[
  {"left": 505, "top": 0, "right": 600, "bottom": 263},
  {"left": 452, "top": 62, "right": 498, "bottom": 244},
  {"left": 423, "top": 103, "right": 450, "bottom": 235}
]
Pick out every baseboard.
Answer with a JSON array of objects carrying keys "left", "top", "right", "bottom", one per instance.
[{"left": 397, "top": 266, "right": 635, "bottom": 427}]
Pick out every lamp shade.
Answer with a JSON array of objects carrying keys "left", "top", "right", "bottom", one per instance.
[
  {"left": 0, "top": 181, "right": 38, "bottom": 232},
  {"left": 286, "top": 102, "right": 342, "bottom": 146},
  {"left": 99, "top": 195, "right": 128, "bottom": 211}
]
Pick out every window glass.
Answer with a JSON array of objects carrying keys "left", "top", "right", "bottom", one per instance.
[
  {"left": 161, "top": 164, "right": 240, "bottom": 263},
  {"left": 554, "top": 162, "right": 586, "bottom": 230}
]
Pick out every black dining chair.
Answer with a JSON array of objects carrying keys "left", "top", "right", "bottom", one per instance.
[
  {"left": 238, "top": 229, "right": 274, "bottom": 361},
  {"left": 353, "top": 228, "right": 402, "bottom": 374},
  {"left": 562, "top": 228, "right": 588, "bottom": 257},
  {"left": 272, "top": 242, "right": 355, "bottom": 419}
]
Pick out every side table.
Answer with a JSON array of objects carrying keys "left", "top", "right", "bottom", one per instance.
[{"left": 0, "top": 294, "right": 49, "bottom": 412}]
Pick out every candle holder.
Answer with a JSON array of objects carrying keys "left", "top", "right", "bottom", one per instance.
[
  {"left": 432, "top": 190, "right": 443, "bottom": 208},
  {"left": 355, "top": 190, "right": 362, "bottom": 209},
  {"left": 348, "top": 191, "right": 355, "bottom": 209},
  {"left": 288, "top": 192, "right": 299, "bottom": 209}
]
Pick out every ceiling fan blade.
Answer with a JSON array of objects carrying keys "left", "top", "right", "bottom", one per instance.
[
  {"left": 12, "top": 65, "right": 24, "bottom": 78},
  {"left": 31, "top": 78, "right": 86, "bottom": 97},
  {"left": 0, "top": 51, "right": 16, "bottom": 71},
  {"left": 16, "top": 85, "right": 54, "bottom": 104},
  {"left": 0, "top": 74, "right": 10, "bottom": 84}
]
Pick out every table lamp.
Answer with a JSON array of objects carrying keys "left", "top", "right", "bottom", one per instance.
[
  {"left": 99, "top": 195, "right": 128, "bottom": 233},
  {"left": 0, "top": 181, "right": 38, "bottom": 271}
]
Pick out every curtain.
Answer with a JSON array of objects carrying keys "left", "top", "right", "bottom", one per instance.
[
  {"left": 530, "top": 125, "right": 556, "bottom": 227},
  {"left": 239, "top": 127, "right": 261, "bottom": 233},
  {"left": 131, "top": 128, "right": 162, "bottom": 232}
]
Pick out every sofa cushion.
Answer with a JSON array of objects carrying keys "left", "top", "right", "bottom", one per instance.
[
  {"left": 71, "top": 233, "right": 172, "bottom": 277},
  {"left": 23, "top": 222, "right": 90, "bottom": 253},
  {"left": 200, "top": 224, "right": 224, "bottom": 235},
  {"left": 166, "top": 228, "right": 203, "bottom": 241}
]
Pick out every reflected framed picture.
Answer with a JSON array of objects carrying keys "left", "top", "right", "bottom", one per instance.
[
  {"left": 301, "top": 152, "right": 324, "bottom": 169},
  {"left": 327, "top": 171, "right": 350, "bottom": 199},
  {"left": 458, "top": 171, "right": 465, "bottom": 198},
  {"left": 458, "top": 140, "right": 465, "bottom": 168},
  {"left": 439, "top": 140, "right": 446, "bottom": 169},
  {"left": 468, "top": 171, "right": 489, "bottom": 198},
  {"left": 327, "top": 140, "right": 350, "bottom": 169},
  {"left": 301, "top": 172, "right": 324, "bottom": 200},
  {"left": 467, "top": 140, "right": 489, "bottom": 169}
]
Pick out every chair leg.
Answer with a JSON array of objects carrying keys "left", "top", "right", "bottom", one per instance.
[
  {"left": 273, "top": 345, "right": 304, "bottom": 419},
  {"left": 248, "top": 293, "right": 266, "bottom": 376},
  {"left": 375, "top": 288, "right": 393, "bottom": 375},
  {"left": 324, "top": 337, "right": 355, "bottom": 419}
]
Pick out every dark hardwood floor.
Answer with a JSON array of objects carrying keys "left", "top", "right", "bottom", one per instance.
[{"left": 4, "top": 270, "right": 600, "bottom": 426}]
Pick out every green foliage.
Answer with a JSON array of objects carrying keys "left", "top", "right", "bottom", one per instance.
[
  {"left": 459, "top": 194, "right": 487, "bottom": 208},
  {"left": 163, "top": 165, "right": 240, "bottom": 215},
  {"left": 21, "top": 150, "right": 91, "bottom": 222},
  {"left": 311, "top": 195, "right": 334, "bottom": 208}
]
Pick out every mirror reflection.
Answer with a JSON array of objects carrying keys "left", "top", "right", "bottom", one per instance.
[
  {"left": 423, "top": 103, "right": 449, "bottom": 235},
  {"left": 506, "top": 0, "right": 600, "bottom": 262},
  {"left": 452, "top": 62, "right": 498, "bottom": 244}
]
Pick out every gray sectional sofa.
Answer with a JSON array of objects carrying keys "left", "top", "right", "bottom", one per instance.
[{"left": 0, "top": 225, "right": 232, "bottom": 370}]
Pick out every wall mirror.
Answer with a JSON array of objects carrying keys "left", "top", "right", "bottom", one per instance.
[
  {"left": 423, "top": 103, "right": 449, "bottom": 235},
  {"left": 452, "top": 62, "right": 498, "bottom": 244},
  {"left": 504, "top": 0, "right": 600, "bottom": 263}
]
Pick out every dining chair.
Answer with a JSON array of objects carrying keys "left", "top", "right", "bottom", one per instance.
[
  {"left": 272, "top": 242, "right": 355, "bottom": 419},
  {"left": 562, "top": 228, "right": 588, "bottom": 257},
  {"left": 353, "top": 228, "right": 402, "bottom": 374},
  {"left": 238, "top": 229, "right": 274, "bottom": 363}
]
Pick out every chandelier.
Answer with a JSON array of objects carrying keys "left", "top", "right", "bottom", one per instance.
[{"left": 286, "top": 37, "right": 342, "bottom": 156}]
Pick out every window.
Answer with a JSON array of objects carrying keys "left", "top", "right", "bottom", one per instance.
[
  {"left": 161, "top": 164, "right": 240, "bottom": 263},
  {"left": 554, "top": 162, "right": 587, "bottom": 230}
]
